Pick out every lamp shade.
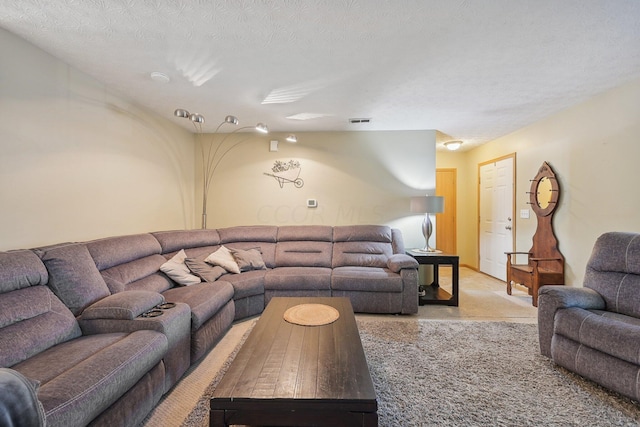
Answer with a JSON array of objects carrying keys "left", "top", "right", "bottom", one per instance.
[{"left": 410, "top": 196, "right": 444, "bottom": 214}]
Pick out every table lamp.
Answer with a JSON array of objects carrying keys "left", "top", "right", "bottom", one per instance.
[{"left": 410, "top": 195, "right": 444, "bottom": 252}]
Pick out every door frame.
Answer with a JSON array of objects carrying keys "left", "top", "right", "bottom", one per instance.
[
  {"left": 436, "top": 168, "right": 457, "bottom": 255},
  {"left": 477, "top": 153, "right": 516, "bottom": 278}
]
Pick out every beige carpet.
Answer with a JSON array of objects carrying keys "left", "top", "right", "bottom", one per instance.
[
  {"left": 142, "top": 319, "right": 254, "bottom": 427},
  {"left": 141, "top": 267, "right": 536, "bottom": 426}
]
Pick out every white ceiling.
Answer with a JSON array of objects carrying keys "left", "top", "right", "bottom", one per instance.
[{"left": 2, "top": 0, "right": 640, "bottom": 150}]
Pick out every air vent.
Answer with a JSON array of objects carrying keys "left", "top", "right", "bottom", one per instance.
[{"left": 349, "top": 118, "right": 371, "bottom": 124}]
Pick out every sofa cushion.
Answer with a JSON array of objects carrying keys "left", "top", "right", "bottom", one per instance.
[
  {"left": 87, "top": 234, "right": 162, "bottom": 271},
  {"left": 584, "top": 232, "right": 640, "bottom": 318},
  {"left": 265, "top": 267, "right": 332, "bottom": 291},
  {"left": 583, "top": 269, "right": 640, "bottom": 317},
  {"left": 222, "top": 270, "right": 266, "bottom": 300},
  {"left": 586, "top": 232, "right": 640, "bottom": 276},
  {"left": 554, "top": 307, "right": 640, "bottom": 366},
  {"left": 162, "top": 281, "right": 234, "bottom": 331},
  {"left": 275, "top": 241, "right": 333, "bottom": 268},
  {"left": 331, "top": 266, "right": 403, "bottom": 292},
  {"left": 13, "top": 330, "right": 167, "bottom": 427},
  {"left": 152, "top": 229, "right": 221, "bottom": 254},
  {"left": 36, "top": 243, "right": 111, "bottom": 316},
  {"left": 218, "top": 225, "right": 278, "bottom": 244},
  {"left": 0, "top": 250, "right": 48, "bottom": 293},
  {"left": 332, "top": 241, "right": 393, "bottom": 268},
  {"left": 0, "top": 286, "right": 81, "bottom": 367},
  {"left": 276, "top": 225, "right": 333, "bottom": 242},
  {"left": 333, "top": 225, "right": 392, "bottom": 243},
  {"left": 218, "top": 226, "right": 278, "bottom": 268},
  {"left": 100, "top": 254, "right": 169, "bottom": 293}
]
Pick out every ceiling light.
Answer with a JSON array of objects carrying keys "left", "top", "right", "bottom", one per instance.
[
  {"left": 444, "top": 140, "right": 463, "bottom": 151},
  {"left": 286, "top": 134, "right": 298, "bottom": 143},
  {"left": 286, "top": 113, "right": 331, "bottom": 121},
  {"left": 224, "top": 115, "right": 239, "bottom": 125},
  {"left": 189, "top": 113, "right": 205, "bottom": 124},
  {"left": 150, "top": 72, "right": 170, "bottom": 83},
  {"left": 255, "top": 123, "right": 269, "bottom": 134},
  {"left": 174, "top": 108, "right": 190, "bottom": 118}
]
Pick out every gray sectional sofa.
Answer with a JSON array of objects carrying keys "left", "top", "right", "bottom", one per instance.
[
  {"left": 0, "top": 224, "right": 418, "bottom": 426},
  {"left": 538, "top": 231, "right": 640, "bottom": 401}
]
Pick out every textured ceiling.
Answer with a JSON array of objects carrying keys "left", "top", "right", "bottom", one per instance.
[{"left": 1, "top": 0, "right": 640, "bottom": 150}]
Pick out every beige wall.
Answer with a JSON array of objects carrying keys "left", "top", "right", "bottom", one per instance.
[
  {"left": 196, "top": 130, "right": 437, "bottom": 249},
  {"left": 437, "top": 77, "right": 640, "bottom": 285},
  {"left": 0, "top": 28, "right": 196, "bottom": 251}
]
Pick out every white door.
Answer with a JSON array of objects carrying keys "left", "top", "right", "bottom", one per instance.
[{"left": 479, "top": 156, "right": 514, "bottom": 281}]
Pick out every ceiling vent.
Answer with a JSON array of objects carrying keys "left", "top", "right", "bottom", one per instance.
[{"left": 349, "top": 118, "right": 371, "bottom": 124}]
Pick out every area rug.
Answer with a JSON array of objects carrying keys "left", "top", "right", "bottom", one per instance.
[
  {"left": 358, "top": 319, "right": 640, "bottom": 426},
  {"left": 183, "top": 319, "right": 640, "bottom": 426}
]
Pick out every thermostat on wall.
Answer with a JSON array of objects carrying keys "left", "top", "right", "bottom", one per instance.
[{"left": 307, "top": 199, "right": 318, "bottom": 208}]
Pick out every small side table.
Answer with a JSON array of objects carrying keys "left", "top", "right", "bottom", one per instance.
[{"left": 406, "top": 250, "right": 459, "bottom": 306}]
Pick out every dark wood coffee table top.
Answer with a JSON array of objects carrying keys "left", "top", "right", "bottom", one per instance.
[{"left": 210, "top": 297, "right": 377, "bottom": 427}]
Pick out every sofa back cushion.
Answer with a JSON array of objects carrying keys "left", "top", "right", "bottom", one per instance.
[
  {"left": 277, "top": 225, "right": 333, "bottom": 242},
  {"left": 0, "top": 251, "right": 80, "bottom": 367},
  {"left": 332, "top": 225, "right": 393, "bottom": 268},
  {"left": 275, "top": 226, "right": 333, "bottom": 268},
  {"left": 219, "top": 226, "right": 278, "bottom": 268},
  {"left": 35, "top": 244, "right": 111, "bottom": 316},
  {"left": 0, "top": 250, "right": 48, "bottom": 293},
  {"left": 87, "top": 234, "right": 161, "bottom": 271},
  {"left": 584, "top": 232, "right": 640, "bottom": 317},
  {"left": 152, "top": 229, "right": 221, "bottom": 254},
  {"left": 276, "top": 241, "right": 333, "bottom": 268},
  {"left": 86, "top": 234, "right": 171, "bottom": 294}
]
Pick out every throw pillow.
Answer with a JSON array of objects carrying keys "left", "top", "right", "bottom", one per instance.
[
  {"left": 204, "top": 246, "right": 241, "bottom": 274},
  {"left": 160, "top": 249, "right": 201, "bottom": 286},
  {"left": 230, "top": 247, "right": 267, "bottom": 272},
  {"left": 185, "top": 258, "right": 226, "bottom": 282}
]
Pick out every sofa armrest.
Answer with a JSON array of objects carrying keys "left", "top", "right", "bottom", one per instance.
[
  {"left": 387, "top": 254, "right": 419, "bottom": 273},
  {"left": 80, "top": 290, "right": 165, "bottom": 321},
  {"left": 538, "top": 285, "right": 605, "bottom": 358},
  {"left": 0, "top": 368, "right": 46, "bottom": 427}
]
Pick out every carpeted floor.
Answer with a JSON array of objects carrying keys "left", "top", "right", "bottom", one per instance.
[
  {"left": 357, "top": 319, "right": 640, "bottom": 426},
  {"left": 142, "top": 269, "right": 639, "bottom": 426},
  {"left": 168, "top": 319, "right": 640, "bottom": 427}
]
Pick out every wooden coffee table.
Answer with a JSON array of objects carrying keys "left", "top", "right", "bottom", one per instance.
[{"left": 210, "top": 297, "right": 378, "bottom": 426}]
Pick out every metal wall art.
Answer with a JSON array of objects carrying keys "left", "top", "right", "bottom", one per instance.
[{"left": 264, "top": 160, "right": 304, "bottom": 188}]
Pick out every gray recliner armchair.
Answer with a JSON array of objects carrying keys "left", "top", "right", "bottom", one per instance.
[{"left": 538, "top": 231, "right": 640, "bottom": 401}]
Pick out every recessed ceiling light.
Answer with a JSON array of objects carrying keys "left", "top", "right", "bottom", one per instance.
[
  {"left": 150, "top": 72, "right": 170, "bottom": 83},
  {"left": 286, "top": 113, "right": 331, "bottom": 121}
]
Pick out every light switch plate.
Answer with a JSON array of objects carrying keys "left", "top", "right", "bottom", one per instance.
[
  {"left": 520, "top": 209, "right": 530, "bottom": 219},
  {"left": 269, "top": 140, "right": 278, "bottom": 152}
]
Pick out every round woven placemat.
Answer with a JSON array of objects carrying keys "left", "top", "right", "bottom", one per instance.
[{"left": 283, "top": 303, "right": 340, "bottom": 326}]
